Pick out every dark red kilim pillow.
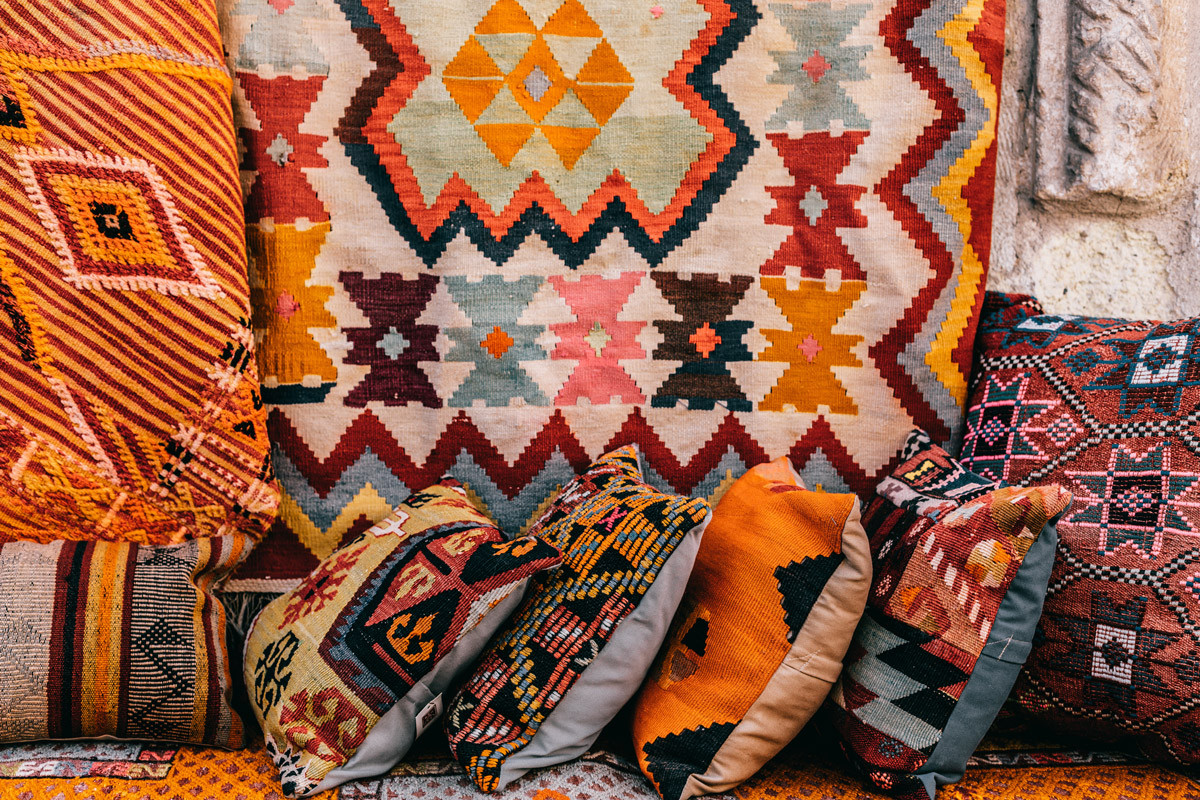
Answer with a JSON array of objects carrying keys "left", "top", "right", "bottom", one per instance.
[{"left": 961, "top": 291, "right": 1200, "bottom": 762}]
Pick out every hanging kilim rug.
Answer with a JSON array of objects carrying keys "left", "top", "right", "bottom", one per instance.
[{"left": 219, "top": 0, "right": 1007, "bottom": 589}]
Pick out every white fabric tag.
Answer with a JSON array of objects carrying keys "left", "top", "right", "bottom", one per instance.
[{"left": 415, "top": 694, "right": 444, "bottom": 738}]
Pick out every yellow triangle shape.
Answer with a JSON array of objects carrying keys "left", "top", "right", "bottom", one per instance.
[
  {"left": 444, "top": 78, "right": 504, "bottom": 123},
  {"left": 573, "top": 82, "right": 632, "bottom": 125},
  {"left": 444, "top": 37, "right": 504, "bottom": 78},
  {"left": 576, "top": 38, "right": 633, "bottom": 84},
  {"left": 541, "top": 125, "right": 600, "bottom": 169},
  {"left": 475, "top": 123, "right": 536, "bottom": 166},
  {"left": 543, "top": 0, "right": 603, "bottom": 37},
  {"left": 475, "top": 0, "right": 537, "bottom": 34}
]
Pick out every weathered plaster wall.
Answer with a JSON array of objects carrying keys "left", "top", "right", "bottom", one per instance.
[{"left": 989, "top": 0, "right": 1200, "bottom": 320}]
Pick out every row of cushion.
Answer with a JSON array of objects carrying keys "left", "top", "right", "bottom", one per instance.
[
  {"left": 246, "top": 446, "right": 712, "bottom": 796},
  {"left": 0, "top": 0, "right": 1190, "bottom": 792},
  {"left": 243, "top": 430, "right": 1069, "bottom": 799}
]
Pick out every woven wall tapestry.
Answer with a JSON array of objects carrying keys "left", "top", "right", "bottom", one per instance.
[
  {"left": 0, "top": 2, "right": 278, "bottom": 543},
  {"left": 219, "top": 0, "right": 1007, "bottom": 589}
]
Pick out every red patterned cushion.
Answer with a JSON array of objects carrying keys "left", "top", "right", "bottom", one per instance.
[
  {"left": 961, "top": 291, "right": 1200, "bottom": 762},
  {"left": 829, "top": 429, "right": 1069, "bottom": 798}
]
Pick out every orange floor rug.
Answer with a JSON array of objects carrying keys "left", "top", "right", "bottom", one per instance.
[{"left": 0, "top": 734, "right": 1195, "bottom": 800}]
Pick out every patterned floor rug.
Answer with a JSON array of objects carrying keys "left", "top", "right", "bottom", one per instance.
[{"left": 0, "top": 729, "right": 1195, "bottom": 800}]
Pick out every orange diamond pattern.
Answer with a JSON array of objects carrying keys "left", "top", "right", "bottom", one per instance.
[
  {"left": 509, "top": 38, "right": 568, "bottom": 123},
  {"left": 444, "top": 0, "right": 635, "bottom": 170},
  {"left": 481, "top": 325, "right": 515, "bottom": 359}
]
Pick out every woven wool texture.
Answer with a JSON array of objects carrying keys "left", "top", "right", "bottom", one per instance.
[
  {"left": 632, "top": 457, "right": 868, "bottom": 800},
  {"left": 216, "top": 0, "right": 1008, "bottom": 591},
  {"left": 829, "top": 430, "right": 1070, "bottom": 797},
  {"left": 0, "top": 2, "right": 277, "bottom": 544},
  {"left": 445, "top": 446, "right": 710, "bottom": 792},
  {"left": 0, "top": 737, "right": 1190, "bottom": 800},
  {"left": 962, "top": 292, "right": 1200, "bottom": 763},
  {"left": 246, "top": 480, "right": 561, "bottom": 797},
  {"left": 0, "top": 535, "right": 250, "bottom": 748}
]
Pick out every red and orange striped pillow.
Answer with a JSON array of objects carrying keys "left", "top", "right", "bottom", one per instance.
[
  {"left": 0, "top": 0, "right": 276, "bottom": 544},
  {"left": 0, "top": 535, "right": 250, "bottom": 747}
]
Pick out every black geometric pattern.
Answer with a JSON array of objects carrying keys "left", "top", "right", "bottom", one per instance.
[
  {"left": 128, "top": 617, "right": 190, "bottom": 738},
  {"left": 642, "top": 721, "right": 737, "bottom": 800},
  {"left": 253, "top": 631, "right": 300, "bottom": 713},
  {"left": 774, "top": 552, "right": 843, "bottom": 643},
  {"left": 0, "top": 94, "right": 25, "bottom": 129}
]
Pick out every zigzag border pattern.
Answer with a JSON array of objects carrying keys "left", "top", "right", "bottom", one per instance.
[
  {"left": 338, "top": 0, "right": 759, "bottom": 268},
  {"left": 870, "top": 0, "right": 965, "bottom": 444},
  {"left": 235, "top": 406, "right": 898, "bottom": 583}
]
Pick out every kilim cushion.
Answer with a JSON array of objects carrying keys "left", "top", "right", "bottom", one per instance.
[
  {"left": 828, "top": 429, "right": 1071, "bottom": 798},
  {"left": 216, "top": 0, "right": 1009, "bottom": 594},
  {"left": 961, "top": 292, "right": 1200, "bottom": 763},
  {"left": 244, "top": 479, "right": 561, "bottom": 797},
  {"left": 0, "top": 3, "right": 277, "bottom": 543},
  {"left": 445, "top": 445, "right": 711, "bottom": 792},
  {"left": 631, "top": 457, "right": 872, "bottom": 800},
  {"left": 0, "top": 535, "right": 250, "bottom": 747}
]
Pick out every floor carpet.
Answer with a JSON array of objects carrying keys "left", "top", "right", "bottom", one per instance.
[{"left": 0, "top": 727, "right": 1196, "bottom": 800}]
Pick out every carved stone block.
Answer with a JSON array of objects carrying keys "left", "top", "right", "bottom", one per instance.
[{"left": 1033, "top": 0, "right": 1185, "bottom": 203}]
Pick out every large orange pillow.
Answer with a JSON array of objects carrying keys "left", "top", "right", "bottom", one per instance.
[
  {"left": 632, "top": 458, "right": 871, "bottom": 800},
  {"left": 0, "top": 2, "right": 277, "bottom": 542}
]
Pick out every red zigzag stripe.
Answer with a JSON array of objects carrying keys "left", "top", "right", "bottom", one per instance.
[
  {"left": 270, "top": 408, "right": 791, "bottom": 499},
  {"left": 786, "top": 416, "right": 880, "bottom": 496},
  {"left": 869, "top": 0, "right": 964, "bottom": 445}
]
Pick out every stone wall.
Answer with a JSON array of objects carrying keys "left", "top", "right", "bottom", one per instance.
[{"left": 988, "top": 0, "right": 1199, "bottom": 320}]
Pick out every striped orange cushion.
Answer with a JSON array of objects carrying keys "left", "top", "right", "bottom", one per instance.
[{"left": 0, "top": 1, "right": 277, "bottom": 543}]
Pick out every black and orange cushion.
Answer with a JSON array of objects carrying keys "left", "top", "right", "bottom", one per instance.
[
  {"left": 445, "top": 446, "right": 711, "bottom": 793},
  {"left": 632, "top": 457, "right": 871, "bottom": 800}
]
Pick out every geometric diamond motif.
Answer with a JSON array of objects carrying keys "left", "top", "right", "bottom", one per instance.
[
  {"left": 959, "top": 373, "right": 1057, "bottom": 484},
  {"left": 377, "top": 327, "right": 411, "bottom": 360},
  {"left": 443, "top": 0, "right": 634, "bottom": 170},
  {"left": 798, "top": 186, "right": 828, "bottom": 225},
  {"left": 0, "top": 67, "right": 37, "bottom": 145},
  {"left": 651, "top": 272, "right": 753, "bottom": 412},
  {"left": 444, "top": 275, "right": 547, "bottom": 407},
  {"left": 1046, "top": 592, "right": 1178, "bottom": 712},
  {"left": 979, "top": 415, "right": 1007, "bottom": 446},
  {"left": 1065, "top": 442, "right": 1200, "bottom": 560},
  {"left": 1045, "top": 414, "right": 1081, "bottom": 447},
  {"left": 766, "top": 1, "right": 870, "bottom": 131},
  {"left": 13, "top": 146, "right": 220, "bottom": 298},
  {"left": 481, "top": 326, "right": 515, "bottom": 359},
  {"left": 1085, "top": 319, "right": 1200, "bottom": 418},
  {"left": 583, "top": 321, "right": 612, "bottom": 357},
  {"left": 548, "top": 272, "right": 645, "bottom": 406},
  {"left": 350, "top": 0, "right": 756, "bottom": 270}
]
